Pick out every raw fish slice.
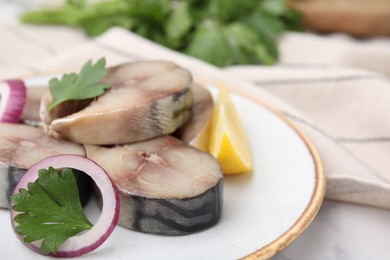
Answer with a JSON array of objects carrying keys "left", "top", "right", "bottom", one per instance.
[
  {"left": 0, "top": 123, "right": 89, "bottom": 208},
  {"left": 175, "top": 84, "right": 213, "bottom": 151},
  {"left": 21, "top": 86, "right": 48, "bottom": 123},
  {"left": 40, "top": 61, "right": 193, "bottom": 145},
  {"left": 85, "top": 135, "right": 223, "bottom": 235}
]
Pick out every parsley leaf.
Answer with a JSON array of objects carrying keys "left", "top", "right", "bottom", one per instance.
[
  {"left": 20, "top": 0, "right": 302, "bottom": 67},
  {"left": 186, "top": 21, "right": 233, "bottom": 67},
  {"left": 11, "top": 167, "right": 93, "bottom": 254},
  {"left": 47, "top": 57, "right": 109, "bottom": 111},
  {"left": 165, "top": 1, "right": 192, "bottom": 48}
]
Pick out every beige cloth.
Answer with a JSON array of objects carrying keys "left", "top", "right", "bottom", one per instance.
[{"left": 1, "top": 22, "right": 390, "bottom": 209}]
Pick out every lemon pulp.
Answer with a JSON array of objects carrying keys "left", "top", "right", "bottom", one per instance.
[{"left": 209, "top": 83, "right": 252, "bottom": 174}]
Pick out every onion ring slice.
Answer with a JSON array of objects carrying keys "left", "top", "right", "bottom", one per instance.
[
  {"left": 10, "top": 154, "right": 119, "bottom": 258},
  {"left": 0, "top": 80, "right": 27, "bottom": 123}
]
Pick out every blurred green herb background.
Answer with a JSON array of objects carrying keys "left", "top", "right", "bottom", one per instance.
[{"left": 20, "top": 0, "right": 302, "bottom": 67}]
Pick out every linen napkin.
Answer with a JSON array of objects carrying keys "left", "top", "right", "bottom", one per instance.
[{"left": 1, "top": 23, "right": 390, "bottom": 209}]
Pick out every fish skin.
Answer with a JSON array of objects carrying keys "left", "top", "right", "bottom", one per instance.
[
  {"left": 118, "top": 179, "right": 223, "bottom": 235},
  {"left": 0, "top": 123, "right": 88, "bottom": 208},
  {"left": 86, "top": 135, "right": 223, "bottom": 235},
  {"left": 41, "top": 60, "right": 193, "bottom": 145},
  {"left": 0, "top": 163, "right": 24, "bottom": 209}
]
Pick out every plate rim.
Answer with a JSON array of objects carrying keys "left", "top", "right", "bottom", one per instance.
[
  {"left": 195, "top": 78, "right": 326, "bottom": 259},
  {"left": 245, "top": 104, "right": 325, "bottom": 259},
  {"left": 20, "top": 72, "right": 326, "bottom": 259}
]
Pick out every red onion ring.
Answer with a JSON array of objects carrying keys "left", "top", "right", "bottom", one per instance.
[
  {"left": 0, "top": 80, "right": 27, "bottom": 123},
  {"left": 10, "top": 154, "right": 120, "bottom": 258}
]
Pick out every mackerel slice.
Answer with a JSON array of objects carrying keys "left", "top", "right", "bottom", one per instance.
[
  {"left": 0, "top": 123, "right": 89, "bottom": 208},
  {"left": 175, "top": 84, "right": 213, "bottom": 151},
  {"left": 85, "top": 135, "right": 223, "bottom": 235},
  {"left": 40, "top": 60, "right": 193, "bottom": 145},
  {"left": 22, "top": 86, "right": 47, "bottom": 123}
]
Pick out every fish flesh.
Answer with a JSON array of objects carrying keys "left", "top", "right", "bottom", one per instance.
[
  {"left": 21, "top": 86, "right": 48, "bottom": 123},
  {"left": 85, "top": 135, "right": 223, "bottom": 235},
  {"left": 175, "top": 84, "right": 213, "bottom": 151},
  {"left": 40, "top": 60, "right": 193, "bottom": 145},
  {"left": 0, "top": 123, "right": 89, "bottom": 208}
]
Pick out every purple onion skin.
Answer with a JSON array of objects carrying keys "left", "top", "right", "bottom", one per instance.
[
  {"left": 0, "top": 79, "right": 27, "bottom": 123},
  {"left": 10, "top": 155, "right": 120, "bottom": 258}
]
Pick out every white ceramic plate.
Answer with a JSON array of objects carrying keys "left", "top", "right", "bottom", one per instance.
[{"left": 0, "top": 76, "right": 325, "bottom": 259}]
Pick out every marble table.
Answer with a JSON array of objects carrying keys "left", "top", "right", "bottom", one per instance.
[{"left": 275, "top": 200, "right": 390, "bottom": 259}]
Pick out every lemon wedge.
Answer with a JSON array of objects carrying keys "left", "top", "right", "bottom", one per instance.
[{"left": 209, "top": 82, "right": 252, "bottom": 174}]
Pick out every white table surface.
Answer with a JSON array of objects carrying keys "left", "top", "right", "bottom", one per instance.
[
  {"left": 1, "top": 1, "right": 390, "bottom": 259},
  {"left": 274, "top": 200, "right": 390, "bottom": 260}
]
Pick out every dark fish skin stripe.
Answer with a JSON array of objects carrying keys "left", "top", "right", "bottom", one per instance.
[
  {"left": 151, "top": 87, "right": 192, "bottom": 134},
  {"left": 118, "top": 179, "right": 223, "bottom": 235},
  {"left": 156, "top": 191, "right": 220, "bottom": 218},
  {"left": 171, "top": 88, "right": 193, "bottom": 123},
  {"left": 172, "top": 104, "right": 192, "bottom": 120},
  {"left": 171, "top": 86, "right": 190, "bottom": 103},
  {"left": 137, "top": 211, "right": 215, "bottom": 235},
  {"left": 135, "top": 198, "right": 215, "bottom": 227},
  {"left": 0, "top": 164, "right": 25, "bottom": 209}
]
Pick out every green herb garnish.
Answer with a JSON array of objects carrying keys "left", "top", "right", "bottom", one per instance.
[
  {"left": 11, "top": 167, "right": 93, "bottom": 254},
  {"left": 20, "top": 0, "right": 302, "bottom": 67},
  {"left": 47, "top": 57, "right": 109, "bottom": 111}
]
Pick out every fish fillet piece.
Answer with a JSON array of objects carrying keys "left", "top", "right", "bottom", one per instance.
[
  {"left": 40, "top": 60, "right": 193, "bottom": 145},
  {"left": 0, "top": 123, "right": 89, "bottom": 208},
  {"left": 85, "top": 135, "right": 223, "bottom": 235},
  {"left": 21, "top": 86, "right": 48, "bottom": 123},
  {"left": 175, "top": 84, "right": 213, "bottom": 151}
]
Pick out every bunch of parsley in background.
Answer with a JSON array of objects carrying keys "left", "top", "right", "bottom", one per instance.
[{"left": 20, "top": 0, "right": 302, "bottom": 67}]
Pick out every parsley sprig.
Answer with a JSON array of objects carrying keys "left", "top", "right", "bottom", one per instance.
[
  {"left": 11, "top": 167, "right": 93, "bottom": 254},
  {"left": 20, "top": 0, "right": 302, "bottom": 67},
  {"left": 47, "top": 57, "right": 110, "bottom": 111}
]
